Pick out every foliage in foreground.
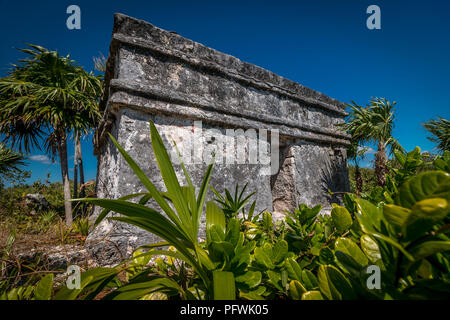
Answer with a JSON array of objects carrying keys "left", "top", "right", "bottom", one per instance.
[{"left": 1, "top": 124, "right": 449, "bottom": 300}]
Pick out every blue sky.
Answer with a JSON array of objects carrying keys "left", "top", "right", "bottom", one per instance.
[{"left": 0, "top": 0, "right": 449, "bottom": 184}]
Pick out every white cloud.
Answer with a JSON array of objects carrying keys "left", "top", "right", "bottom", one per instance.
[
  {"left": 358, "top": 146, "right": 376, "bottom": 154},
  {"left": 29, "top": 155, "right": 52, "bottom": 164}
]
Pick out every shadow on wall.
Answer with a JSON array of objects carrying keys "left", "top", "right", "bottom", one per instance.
[{"left": 320, "top": 149, "right": 349, "bottom": 205}]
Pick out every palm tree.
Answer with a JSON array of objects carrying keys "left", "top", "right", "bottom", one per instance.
[
  {"left": 0, "top": 143, "right": 28, "bottom": 188},
  {"left": 0, "top": 45, "right": 103, "bottom": 226},
  {"left": 347, "top": 140, "right": 368, "bottom": 195},
  {"left": 423, "top": 117, "right": 449, "bottom": 153},
  {"left": 341, "top": 98, "right": 403, "bottom": 187},
  {"left": 73, "top": 133, "right": 86, "bottom": 199}
]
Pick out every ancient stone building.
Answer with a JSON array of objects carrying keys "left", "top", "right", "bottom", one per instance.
[{"left": 87, "top": 13, "right": 351, "bottom": 264}]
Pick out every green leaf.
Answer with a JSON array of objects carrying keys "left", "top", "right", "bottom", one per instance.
[
  {"left": 402, "top": 198, "right": 449, "bottom": 241},
  {"left": 335, "top": 237, "right": 368, "bottom": 267},
  {"left": 369, "top": 231, "right": 414, "bottom": 261},
  {"left": 383, "top": 204, "right": 411, "bottom": 229},
  {"left": 254, "top": 243, "right": 274, "bottom": 269},
  {"left": 213, "top": 271, "right": 236, "bottom": 300},
  {"left": 360, "top": 235, "right": 382, "bottom": 263},
  {"left": 226, "top": 218, "right": 240, "bottom": 247},
  {"left": 149, "top": 121, "right": 193, "bottom": 240},
  {"left": 206, "top": 201, "right": 226, "bottom": 235},
  {"left": 53, "top": 267, "right": 119, "bottom": 300},
  {"left": 355, "top": 198, "right": 384, "bottom": 233},
  {"left": 331, "top": 206, "right": 353, "bottom": 234},
  {"left": 334, "top": 251, "right": 363, "bottom": 278},
  {"left": 107, "top": 133, "right": 183, "bottom": 233},
  {"left": 301, "top": 290, "right": 323, "bottom": 300},
  {"left": 395, "top": 171, "right": 450, "bottom": 208},
  {"left": 235, "top": 271, "right": 262, "bottom": 289},
  {"left": 109, "top": 278, "right": 182, "bottom": 300},
  {"left": 267, "top": 270, "right": 283, "bottom": 291},
  {"left": 408, "top": 241, "right": 450, "bottom": 263},
  {"left": 82, "top": 199, "right": 189, "bottom": 247},
  {"left": 301, "top": 270, "right": 318, "bottom": 290},
  {"left": 210, "top": 241, "right": 235, "bottom": 260},
  {"left": 285, "top": 258, "right": 302, "bottom": 281},
  {"left": 318, "top": 265, "right": 355, "bottom": 300},
  {"left": 272, "top": 240, "right": 289, "bottom": 264},
  {"left": 93, "top": 192, "right": 150, "bottom": 228},
  {"left": 34, "top": 274, "right": 54, "bottom": 300},
  {"left": 317, "top": 247, "right": 333, "bottom": 265},
  {"left": 289, "top": 280, "right": 306, "bottom": 300}
]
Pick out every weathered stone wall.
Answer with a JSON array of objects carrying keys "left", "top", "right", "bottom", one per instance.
[{"left": 87, "top": 13, "right": 351, "bottom": 265}]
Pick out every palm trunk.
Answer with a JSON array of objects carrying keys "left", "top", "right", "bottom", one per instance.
[
  {"left": 73, "top": 134, "right": 79, "bottom": 199},
  {"left": 58, "top": 136, "right": 72, "bottom": 226},
  {"left": 375, "top": 141, "right": 388, "bottom": 187},
  {"left": 77, "top": 137, "right": 85, "bottom": 198},
  {"left": 355, "top": 163, "right": 363, "bottom": 195}
]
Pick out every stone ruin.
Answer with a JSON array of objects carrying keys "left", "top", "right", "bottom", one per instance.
[{"left": 87, "top": 13, "right": 351, "bottom": 264}]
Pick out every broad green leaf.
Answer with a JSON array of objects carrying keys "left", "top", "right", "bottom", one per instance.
[
  {"left": 272, "top": 240, "right": 289, "bottom": 264},
  {"left": 231, "top": 241, "right": 255, "bottom": 268},
  {"left": 302, "top": 290, "right": 323, "bottom": 300},
  {"left": 318, "top": 265, "right": 355, "bottom": 300},
  {"left": 319, "top": 247, "right": 335, "bottom": 265},
  {"left": 109, "top": 278, "right": 182, "bottom": 300},
  {"left": 34, "top": 274, "right": 54, "bottom": 300},
  {"left": 368, "top": 231, "right": 414, "bottom": 261},
  {"left": 394, "top": 149, "right": 406, "bottom": 166},
  {"left": 335, "top": 237, "right": 368, "bottom": 267},
  {"left": 267, "top": 270, "right": 283, "bottom": 291},
  {"left": 82, "top": 199, "right": 189, "bottom": 247},
  {"left": 92, "top": 192, "right": 150, "bottom": 228},
  {"left": 331, "top": 206, "right": 353, "bottom": 233},
  {"left": 285, "top": 258, "right": 302, "bottom": 281},
  {"left": 106, "top": 133, "right": 182, "bottom": 233},
  {"left": 235, "top": 271, "right": 262, "bottom": 289},
  {"left": 254, "top": 244, "right": 274, "bottom": 269},
  {"left": 210, "top": 241, "right": 235, "bottom": 260},
  {"left": 206, "top": 201, "right": 226, "bottom": 234},
  {"left": 213, "top": 271, "right": 236, "bottom": 300},
  {"left": 335, "top": 251, "right": 363, "bottom": 278},
  {"left": 301, "top": 270, "right": 318, "bottom": 290},
  {"left": 52, "top": 275, "right": 94, "bottom": 300},
  {"left": 149, "top": 121, "right": 194, "bottom": 239},
  {"left": 383, "top": 204, "right": 411, "bottom": 229},
  {"left": 360, "top": 235, "right": 382, "bottom": 263},
  {"left": 239, "top": 286, "right": 266, "bottom": 300},
  {"left": 402, "top": 198, "right": 449, "bottom": 241},
  {"left": 395, "top": 171, "right": 450, "bottom": 208},
  {"left": 208, "top": 224, "right": 226, "bottom": 243},
  {"left": 196, "top": 247, "right": 216, "bottom": 271},
  {"left": 289, "top": 280, "right": 306, "bottom": 300},
  {"left": 226, "top": 218, "right": 240, "bottom": 247},
  {"left": 355, "top": 198, "right": 384, "bottom": 233},
  {"left": 408, "top": 241, "right": 450, "bottom": 263}
]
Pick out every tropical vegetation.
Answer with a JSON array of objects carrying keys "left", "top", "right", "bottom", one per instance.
[
  {"left": 2, "top": 121, "right": 448, "bottom": 300},
  {"left": 0, "top": 45, "right": 103, "bottom": 226}
]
